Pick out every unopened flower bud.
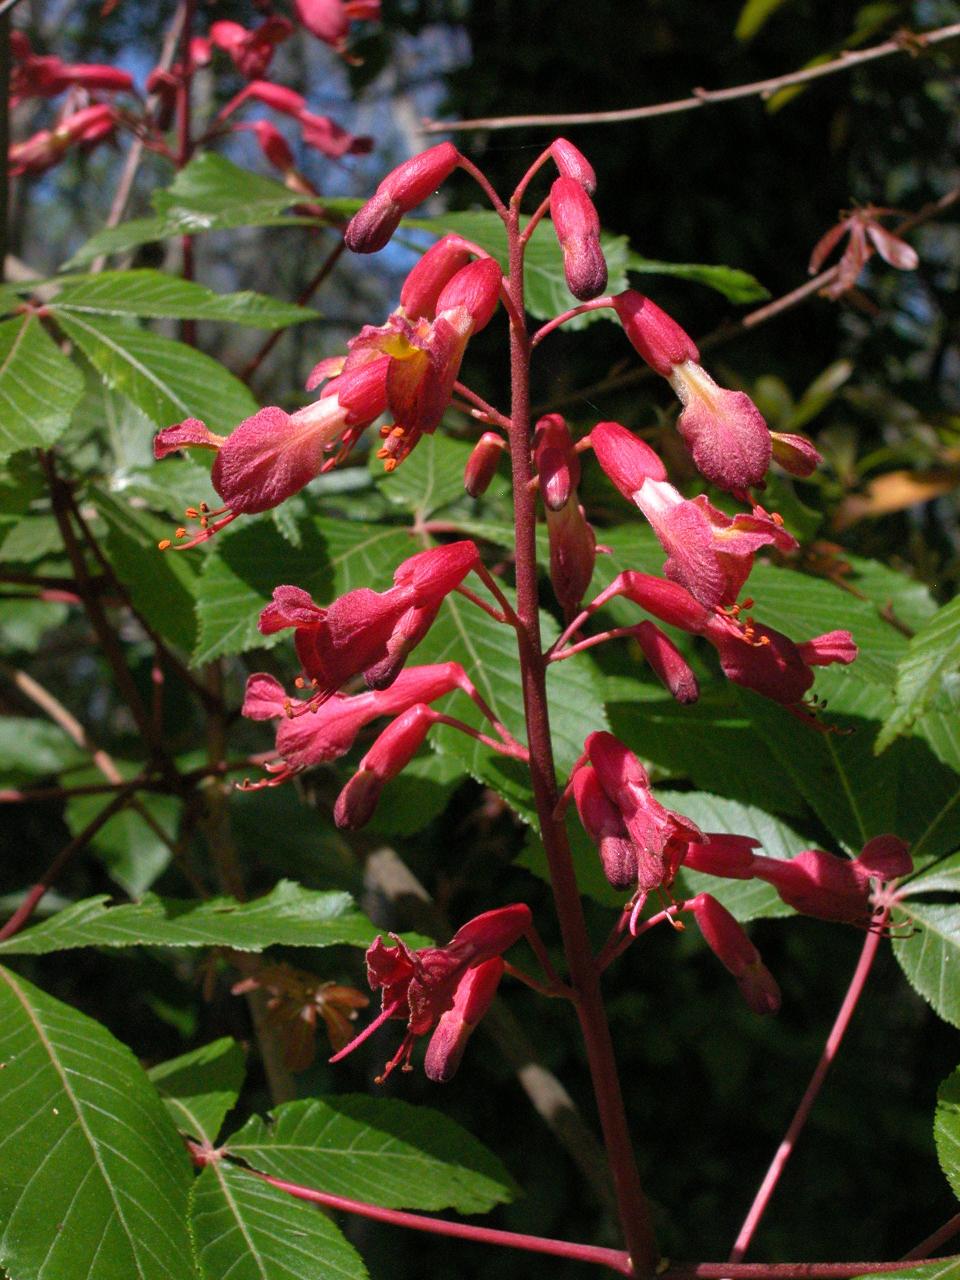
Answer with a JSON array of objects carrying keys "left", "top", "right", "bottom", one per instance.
[
  {"left": 770, "top": 431, "right": 822, "bottom": 478},
  {"left": 633, "top": 620, "right": 699, "bottom": 704},
  {"left": 424, "top": 958, "right": 504, "bottom": 1083},
  {"left": 333, "top": 703, "right": 436, "bottom": 828},
  {"left": 400, "top": 236, "right": 474, "bottom": 320},
  {"left": 612, "top": 291, "right": 699, "bottom": 376},
  {"left": 246, "top": 120, "right": 295, "bottom": 172},
  {"left": 549, "top": 138, "right": 596, "bottom": 193},
  {"left": 345, "top": 142, "right": 461, "bottom": 254},
  {"left": 435, "top": 256, "right": 503, "bottom": 332},
  {"left": 464, "top": 432, "right": 506, "bottom": 498},
  {"left": 590, "top": 420, "right": 666, "bottom": 497},
  {"left": 534, "top": 414, "right": 580, "bottom": 510},
  {"left": 572, "top": 766, "right": 636, "bottom": 890},
  {"left": 550, "top": 177, "right": 607, "bottom": 301},
  {"left": 547, "top": 501, "right": 596, "bottom": 615},
  {"left": 691, "top": 893, "right": 781, "bottom": 1015}
]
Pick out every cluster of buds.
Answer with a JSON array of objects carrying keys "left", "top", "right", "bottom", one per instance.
[{"left": 331, "top": 904, "right": 532, "bottom": 1082}]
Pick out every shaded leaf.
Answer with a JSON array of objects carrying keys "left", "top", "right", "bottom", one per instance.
[
  {"left": 149, "top": 1038, "right": 246, "bottom": 1144},
  {"left": 0, "top": 881, "right": 379, "bottom": 956},
  {"left": 55, "top": 311, "right": 258, "bottom": 432},
  {"left": 191, "top": 1162, "right": 367, "bottom": 1280},
  {"left": 0, "top": 967, "right": 194, "bottom": 1280},
  {"left": 0, "top": 315, "right": 84, "bottom": 461},
  {"left": 735, "top": 0, "right": 796, "bottom": 40},
  {"left": 892, "top": 901, "right": 960, "bottom": 1028},
  {"left": 877, "top": 597, "right": 960, "bottom": 752},
  {"left": 374, "top": 433, "right": 473, "bottom": 518},
  {"left": 64, "top": 771, "right": 179, "bottom": 897},
  {"left": 934, "top": 1064, "right": 960, "bottom": 1202},
  {"left": 0, "top": 717, "right": 86, "bottom": 782},
  {"left": 224, "top": 1095, "right": 515, "bottom": 1213}
]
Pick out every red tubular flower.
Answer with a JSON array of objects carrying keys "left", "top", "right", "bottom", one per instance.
[
  {"left": 633, "top": 621, "right": 699, "bottom": 705},
  {"left": 219, "top": 80, "right": 307, "bottom": 121},
  {"left": 610, "top": 290, "right": 772, "bottom": 493},
  {"left": 10, "top": 104, "right": 118, "bottom": 176},
  {"left": 630, "top": 477, "right": 798, "bottom": 609},
  {"left": 209, "top": 17, "right": 293, "bottom": 79},
  {"left": 299, "top": 111, "right": 372, "bottom": 159},
  {"left": 751, "top": 835, "right": 911, "bottom": 927},
  {"left": 345, "top": 142, "right": 461, "bottom": 254},
  {"left": 549, "top": 138, "right": 596, "bottom": 193},
  {"left": 331, "top": 904, "right": 531, "bottom": 1082},
  {"left": 689, "top": 893, "right": 781, "bottom": 1015},
  {"left": 243, "top": 120, "right": 296, "bottom": 173},
  {"left": 11, "top": 36, "right": 134, "bottom": 103},
  {"left": 464, "top": 432, "right": 506, "bottom": 498},
  {"left": 589, "top": 420, "right": 667, "bottom": 492},
  {"left": 154, "top": 363, "right": 389, "bottom": 546},
  {"left": 334, "top": 703, "right": 436, "bottom": 828},
  {"left": 424, "top": 958, "right": 504, "bottom": 1083},
  {"left": 546, "top": 500, "right": 596, "bottom": 617},
  {"left": 258, "top": 541, "right": 480, "bottom": 705},
  {"left": 550, "top": 177, "right": 608, "bottom": 301},
  {"left": 295, "top": 0, "right": 380, "bottom": 53},
  {"left": 399, "top": 236, "right": 474, "bottom": 321},
  {"left": 680, "top": 833, "right": 761, "bottom": 879},
  {"left": 240, "top": 661, "right": 470, "bottom": 788},
  {"left": 582, "top": 733, "right": 703, "bottom": 921}
]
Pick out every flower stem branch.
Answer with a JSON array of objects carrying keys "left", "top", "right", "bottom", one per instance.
[
  {"left": 549, "top": 626, "right": 646, "bottom": 663},
  {"left": 902, "top": 1211, "right": 960, "bottom": 1260},
  {"left": 430, "top": 713, "right": 528, "bottom": 761},
  {"left": 666, "top": 1262, "right": 956, "bottom": 1280},
  {"left": 728, "top": 915, "right": 887, "bottom": 1261},
  {"left": 422, "top": 22, "right": 960, "bottom": 133},
  {"left": 451, "top": 381, "right": 512, "bottom": 430},
  {"left": 531, "top": 299, "right": 612, "bottom": 346},
  {"left": 246, "top": 1168, "right": 633, "bottom": 1274}
]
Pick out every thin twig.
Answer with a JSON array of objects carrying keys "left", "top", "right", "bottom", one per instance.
[
  {"left": 728, "top": 918, "right": 887, "bottom": 1261},
  {"left": 901, "top": 1211, "right": 960, "bottom": 1261},
  {"left": 421, "top": 23, "right": 960, "bottom": 133}
]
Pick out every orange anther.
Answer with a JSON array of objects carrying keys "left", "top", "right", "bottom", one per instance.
[
  {"left": 200, "top": 502, "right": 210, "bottom": 513},
  {"left": 384, "top": 458, "right": 398, "bottom": 472},
  {"left": 390, "top": 426, "right": 405, "bottom": 438},
  {"left": 376, "top": 447, "right": 389, "bottom": 459},
  {"left": 158, "top": 539, "right": 172, "bottom": 551},
  {"left": 294, "top": 676, "right": 306, "bottom": 688},
  {"left": 175, "top": 527, "right": 187, "bottom": 539},
  {"left": 185, "top": 507, "right": 200, "bottom": 519},
  {"left": 379, "top": 424, "right": 392, "bottom": 438}
]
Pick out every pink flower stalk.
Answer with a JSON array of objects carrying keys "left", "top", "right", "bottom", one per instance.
[
  {"left": 587, "top": 571, "right": 857, "bottom": 714},
  {"left": 423, "top": 958, "right": 505, "bottom": 1083},
  {"left": 154, "top": 362, "right": 389, "bottom": 547},
  {"left": 9, "top": 104, "right": 118, "bottom": 177},
  {"left": 588, "top": 420, "right": 667, "bottom": 492},
  {"left": 580, "top": 732, "right": 703, "bottom": 925},
  {"left": 334, "top": 702, "right": 437, "bottom": 828},
  {"left": 240, "top": 661, "right": 471, "bottom": 788},
  {"left": 331, "top": 904, "right": 531, "bottom": 1082},
  {"left": 610, "top": 291, "right": 772, "bottom": 493},
  {"left": 319, "top": 256, "right": 502, "bottom": 471},
  {"left": 218, "top": 80, "right": 307, "bottom": 121},
  {"left": 632, "top": 621, "right": 699, "bottom": 705},
  {"left": 345, "top": 142, "right": 462, "bottom": 254},
  {"left": 10, "top": 35, "right": 134, "bottom": 104},
  {"left": 464, "top": 432, "right": 506, "bottom": 498},
  {"left": 258, "top": 541, "right": 480, "bottom": 705},
  {"left": 629, "top": 478, "right": 798, "bottom": 609},
  {"left": 770, "top": 431, "right": 823, "bottom": 478},
  {"left": 689, "top": 893, "right": 781, "bottom": 1015},
  {"left": 549, "top": 138, "right": 596, "bottom": 193},
  {"left": 750, "top": 835, "right": 912, "bottom": 927},
  {"left": 399, "top": 236, "right": 474, "bottom": 321},
  {"left": 295, "top": 0, "right": 380, "bottom": 54},
  {"left": 550, "top": 177, "right": 608, "bottom": 301},
  {"left": 209, "top": 17, "right": 294, "bottom": 79}
]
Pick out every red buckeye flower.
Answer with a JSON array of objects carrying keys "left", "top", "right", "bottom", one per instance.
[
  {"left": 344, "top": 142, "right": 461, "bottom": 254},
  {"left": 688, "top": 893, "right": 781, "bottom": 1015}
]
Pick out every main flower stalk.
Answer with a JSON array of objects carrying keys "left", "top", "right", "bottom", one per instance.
[{"left": 504, "top": 199, "right": 659, "bottom": 1276}]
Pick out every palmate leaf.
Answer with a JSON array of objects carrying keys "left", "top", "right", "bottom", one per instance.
[
  {"left": 52, "top": 270, "right": 318, "bottom": 328},
  {"left": 224, "top": 1095, "right": 515, "bottom": 1214},
  {"left": 55, "top": 311, "right": 258, "bottom": 432},
  {"left": 935, "top": 1064, "right": 960, "bottom": 1202},
  {"left": 0, "top": 967, "right": 194, "bottom": 1280},
  {"left": 0, "top": 881, "right": 378, "bottom": 956},
  {"left": 191, "top": 1163, "right": 367, "bottom": 1280},
  {"left": 149, "top": 1038, "right": 246, "bottom": 1144},
  {"left": 0, "top": 314, "right": 84, "bottom": 461}
]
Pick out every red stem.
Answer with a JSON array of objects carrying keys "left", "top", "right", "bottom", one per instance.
[
  {"left": 728, "top": 918, "right": 887, "bottom": 1261},
  {"left": 248, "top": 1169, "right": 633, "bottom": 1274},
  {"left": 504, "top": 196, "right": 659, "bottom": 1276},
  {"left": 902, "top": 1210, "right": 960, "bottom": 1260},
  {"left": 531, "top": 298, "right": 613, "bottom": 346},
  {"left": 667, "top": 1264, "right": 958, "bottom": 1280},
  {"left": 176, "top": 0, "right": 197, "bottom": 344}
]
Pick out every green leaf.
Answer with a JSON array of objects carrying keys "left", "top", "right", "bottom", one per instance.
[
  {"left": 0, "top": 315, "right": 84, "bottom": 461},
  {"left": 191, "top": 1162, "right": 367, "bottom": 1280},
  {"left": 735, "top": 0, "right": 796, "bottom": 39},
  {"left": 0, "top": 881, "right": 379, "bottom": 956},
  {"left": 627, "top": 253, "right": 770, "bottom": 303},
  {"left": 52, "top": 270, "right": 317, "bottom": 328},
  {"left": 877, "top": 597, "right": 960, "bottom": 752},
  {"left": 193, "top": 517, "right": 407, "bottom": 665},
  {"left": 0, "top": 966, "right": 194, "bottom": 1280},
  {"left": 408, "top": 209, "right": 628, "bottom": 327},
  {"left": 55, "top": 311, "right": 257, "bottom": 432},
  {"left": 786, "top": 359, "right": 853, "bottom": 430},
  {"left": 64, "top": 772, "right": 179, "bottom": 897},
  {"left": 224, "top": 1095, "right": 516, "bottom": 1213},
  {"left": 149, "top": 1038, "right": 246, "bottom": 1144},
  {"left": 0, "top": 717, "right": 86, "bottom": 782},
  {"left": 935, "top": 1064, "right": 960, "bottom": 1202},
  {"left": 92, "top": 487, "right": 199, "bottom": 652},
  {"left": 665, "top": 792, "right": 808, "bottom": 921},
  {"left": 892, "top": 901, "right": 960, "bottom": 1028},
  {"left": 848, "top": 1264, "right": 960, "bottom": 1280},
  {"left": 375, "top": 433, "right": 474, "bottom": 518},
  {"left": 902, "top": 852, "right": 960, "bottom": 898}
]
